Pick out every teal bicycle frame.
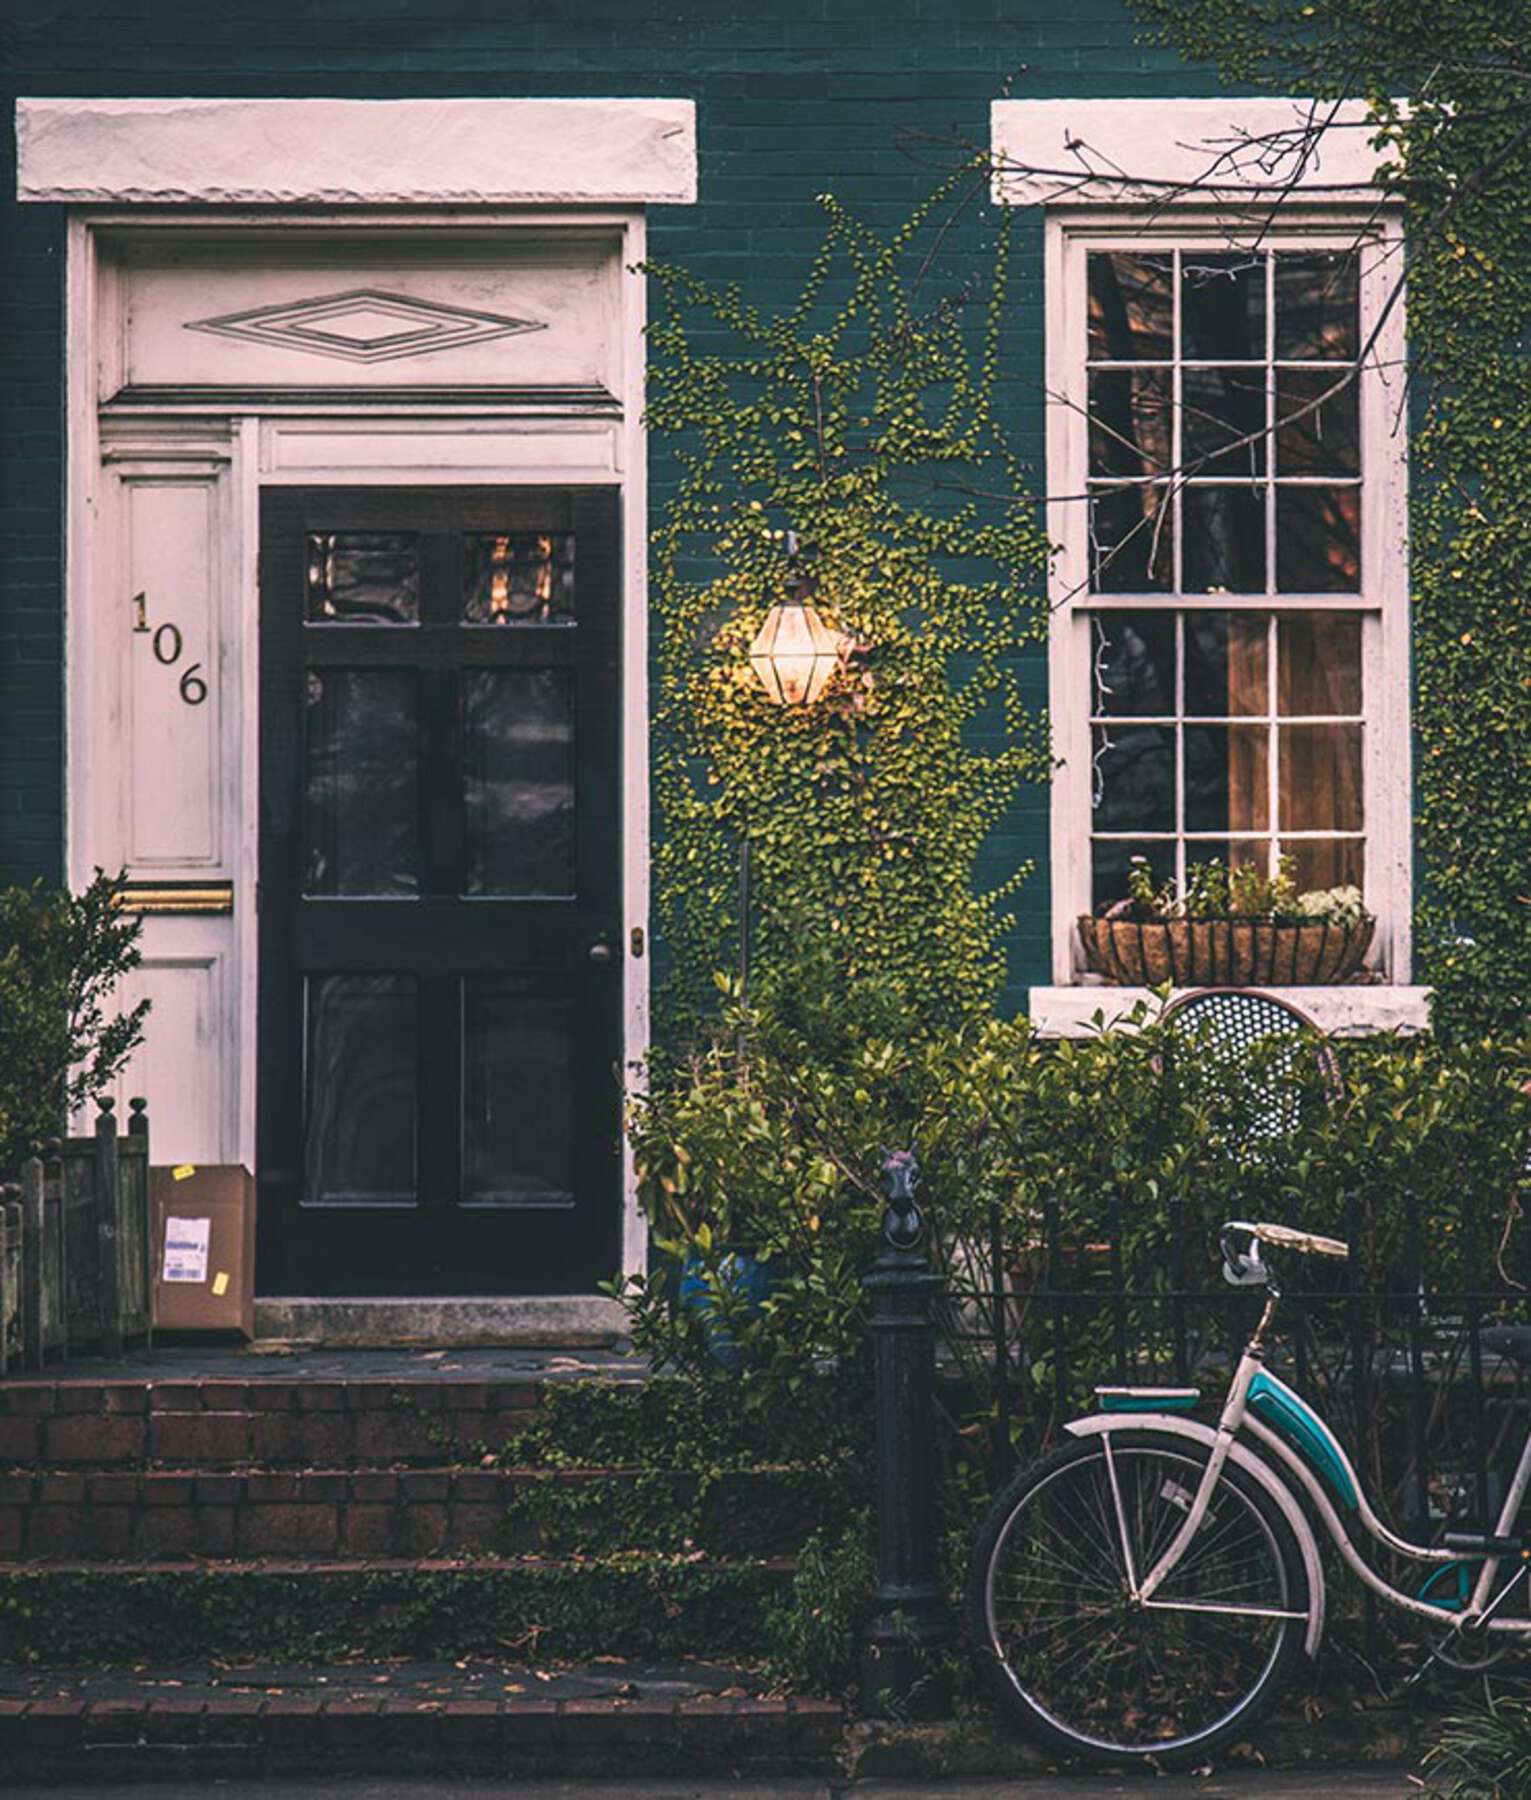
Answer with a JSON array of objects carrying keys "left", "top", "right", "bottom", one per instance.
[{"left": 1068, "top": 1284, "right": 1531, "bottom": 1657}]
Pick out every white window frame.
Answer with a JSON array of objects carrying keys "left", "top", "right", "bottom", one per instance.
[{"left": 1040, "top": 208, "right": 1416, "bottom": 1019}]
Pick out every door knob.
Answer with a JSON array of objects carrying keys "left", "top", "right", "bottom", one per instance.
[{"left": 588, "top": 939, "right": 615, "bottom": 964}]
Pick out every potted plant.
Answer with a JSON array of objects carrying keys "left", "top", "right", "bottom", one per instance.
[{"left": 1077, "top": 855, "right": 1376, "bottom": 986}]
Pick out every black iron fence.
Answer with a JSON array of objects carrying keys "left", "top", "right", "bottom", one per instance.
[{"left": 937, "top": 1182, "right": 1531, "bottom": 1559}]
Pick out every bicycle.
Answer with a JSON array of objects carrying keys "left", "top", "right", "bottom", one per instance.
[{"left": 968, "top": 1218, "right": 1531, "bottom": 1766}]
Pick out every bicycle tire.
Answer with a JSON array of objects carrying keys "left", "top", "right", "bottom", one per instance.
[{"left": 968, "top": 1429, "right": 1309, "bottom": 1767}]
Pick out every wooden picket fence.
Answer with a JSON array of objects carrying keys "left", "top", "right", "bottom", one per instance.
[{"left": 0, "top": 1097, "right": 152, "bottom": 1372}]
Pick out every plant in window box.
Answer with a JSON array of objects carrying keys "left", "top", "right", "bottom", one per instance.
[{"left": 1077, "top": 855, "right": 1376, "bottom": 986}]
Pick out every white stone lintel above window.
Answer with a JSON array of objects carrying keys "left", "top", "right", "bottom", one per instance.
[
  {"left": 1028, "top": 984, "right": 1433, "bottom": 1040},
  {"left": 991, "top": 97, "right": 1395, "bottom": 208},
  {"left": 15, "top": 96, "right": 697, "bottom": 206}
]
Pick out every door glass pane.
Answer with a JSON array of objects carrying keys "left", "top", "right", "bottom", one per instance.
[
  {"left": 463, "top": 669, "right": 575, "bottom": 895},
  {"left": 464, "top": 533, "right": 576, "bottom": 625},
  {"left": 306, "top": 533, "right": 419, "bottom": 624},
  {"left": 304, "top": 670, "right": 420, "bottom": 896},
  {"left": 463, "top": 979, "right": 575, "bottom": 1208},
  {"left": 304, "top": 974, "right": 417, "bottom": 1203},
  {"left": 1088, "top": 252, "right": 1173, "bottom": 360}
]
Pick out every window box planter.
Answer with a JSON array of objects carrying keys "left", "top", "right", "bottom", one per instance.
[{"left": 1076, "top": 914, "right": 1376, "bottom": 987}]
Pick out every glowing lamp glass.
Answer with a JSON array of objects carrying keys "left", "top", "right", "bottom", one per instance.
[{"left": 748, "top": 598, "right": 844, "bottom": 705}]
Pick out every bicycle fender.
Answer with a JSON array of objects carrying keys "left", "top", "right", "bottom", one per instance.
[{"left": 1065, "top": 1412, "right": 1326, "bottom": 1658}]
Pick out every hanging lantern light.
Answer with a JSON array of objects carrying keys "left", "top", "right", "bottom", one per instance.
[{"left": 747, "top": 537, "right": 845, "bottom": 706}]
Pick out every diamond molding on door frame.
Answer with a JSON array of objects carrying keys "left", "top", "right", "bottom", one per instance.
[{"left": 185, "top": 288, "right": 546, "bottom": 364}]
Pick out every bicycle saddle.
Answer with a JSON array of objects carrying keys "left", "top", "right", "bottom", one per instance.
[{"left": 1481, "top": 1325, "right": 1531, "bottom": 1367}]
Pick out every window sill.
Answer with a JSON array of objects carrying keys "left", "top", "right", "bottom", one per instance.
[{"left": 1027, "top": 984, "right": 1432, "bottom": 1039}]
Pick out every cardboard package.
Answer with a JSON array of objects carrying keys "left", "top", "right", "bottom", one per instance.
[{"left": 150, "top": 1165, "right": 256, "bottom": 1337}]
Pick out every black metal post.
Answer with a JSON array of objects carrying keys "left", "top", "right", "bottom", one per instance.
[{"left": 860, "top": 1150, "right": 953, "bottom": 1719}]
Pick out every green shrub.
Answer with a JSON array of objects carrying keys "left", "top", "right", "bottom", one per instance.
[
  {"left": 1423, "top": 1680, "right": 1531, "bottom": 1797},
  {"left": 0, "top": 870, "right": 148, "bottom": 1176},
  {"left": 763, "top": 1511, "right": 876, "bottom": 1693}
]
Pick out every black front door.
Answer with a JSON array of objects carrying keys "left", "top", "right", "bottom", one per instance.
[{"left": 257, "top": 487, "right": 622, "bottom": 1296}]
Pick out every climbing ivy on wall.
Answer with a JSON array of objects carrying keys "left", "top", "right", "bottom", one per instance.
[
  {"left": 1127, "top": 0, "right": 1531, "bottom": 1035},
  {"left": 644, "top": 172, "right": 1051, "bottom": 1037}
]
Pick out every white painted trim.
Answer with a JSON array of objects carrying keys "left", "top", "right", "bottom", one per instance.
[
  {"left": 66, "top": 209, "right": 652, "bottom": 1302},
  {"left": 1042, "top": 211, "right": 1413, "bottom": 996},
  {"left": 18, "top": 97, "right": 697, "bottom": 206},
  {"left": 1029, "top": 985, "right": 1432, "bottom": 1039},
  {"left": 992, "top": 97, "right": 1391, "bottom": 208}
]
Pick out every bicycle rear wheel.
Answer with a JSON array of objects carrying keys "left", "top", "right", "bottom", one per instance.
[{"left": 969, "top": 1430, "right": 1308, "bottom": 1766}]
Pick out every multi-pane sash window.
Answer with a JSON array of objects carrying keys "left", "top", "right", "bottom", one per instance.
[{"left": 1046, "top": 223, "right": 1409, "bottom": 980}]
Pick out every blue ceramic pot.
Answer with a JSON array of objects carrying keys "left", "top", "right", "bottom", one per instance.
[{"left": 677, "top": 1251, "right": 774, "bottom": 1371}]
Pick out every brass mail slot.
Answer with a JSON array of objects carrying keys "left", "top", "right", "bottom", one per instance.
[{"left": 117, "top": 881, "right": 234, "bottom": 915}]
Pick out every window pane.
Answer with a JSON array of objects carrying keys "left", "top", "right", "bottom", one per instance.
[
  {"left": 463, "top": 533, "right": 576, "bottom": 626},
  {"left": 1181, "top": 252, "right": 1266, "bottom": 361},
  {"left": 1185, "top": 725, "right": 1270, "bottom": 833},
  {"left": 1092, "top": 838, "right": 1175, "bottom": 911},
  {"left": 1280, "top": 724, "right": 1363, "bottom": 830},
  {"left": 1184, "top": 612, "right": 1268, "bottom": 717},
  {"left": 1274, "top": 252, "right": 1359, "bottom": 359},
  {"left": 1183, "top": 366, "right": 1266, "bottom": 477},
  {"left": 1089, "top": 485, "right": 1173, "bottom": 592},
  {"left": 1092, "top": 612, "right": 1175, "bottom": 717},
  {"left": 1276, "top": 370, "right": 1359, "bottom": 475},
  {"left": 305, "top": 532, "right": 418, "bottom": 624},
  {"left": 463, "top": 979, "right": 575, "bottom": 1208},
  {"left": 1088, "top": 369, "right": 1171, "bottom": 476},
  {"left": 463, "top": 668, "right": 575, "bottom": 896},
  {"left": 1093, "top": 724, "right": 1175, "bottom": 833},
  {"left": 1088, "top": 252, "right": 1173, "bottom": 360},
  {"left": 1278, "top": 614, "right": 1362, "bottom": 715},
  {"left": 304, "top": 670, "right": 420, "bottom": 896},
  {"left": 304, "top": 974, "right": 417, "bottom": 1203},
  {"left": 1276, "top": 486, "right": 1360, "bottom": 591},
  {"left": 1282, "top": 838, "right": 1364, "bottom": 892},
  {"left": 1183, "top": 487, "right": 1265, "bottom": 594}
]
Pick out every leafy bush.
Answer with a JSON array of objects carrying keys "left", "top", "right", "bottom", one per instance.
[
  {"left": 1423, "top": 1680, "right": 1531, "bottom": 1797},
  {"left": 0, "top": 871, "right": 148, "bottom": 1176},
  {"left": 762, "top": 1512, "right": 875, "bottom": 1693},
  {"left": 617, "top": 972, "right": 1531, "bottom": 1482}
]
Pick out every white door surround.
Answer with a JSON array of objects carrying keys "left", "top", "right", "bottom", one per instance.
[{"left": 35, "top": 106, "right": 689, "bottom": 1338}]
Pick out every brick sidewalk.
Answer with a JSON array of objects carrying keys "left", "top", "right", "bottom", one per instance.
[{"left": 0, "top": 1658, "right": 842, "bottom": 1783}]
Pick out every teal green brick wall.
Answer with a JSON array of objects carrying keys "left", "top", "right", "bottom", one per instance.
[{"left": 1, "top": 0, "right": 1231, "bottom": 1013}]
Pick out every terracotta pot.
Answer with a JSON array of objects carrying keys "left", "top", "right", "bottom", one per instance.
[{"left": 1076, "top": 914, "right": 1375, "bottom": 986}]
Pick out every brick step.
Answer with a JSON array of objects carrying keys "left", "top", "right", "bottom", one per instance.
[
  {"left": 0, "top": 1462, "right": 861, "bottom": 1560},
  {"left": 0, "top": 1556, "right": 798, "bottom": 1665},
  {"left": 0, "top": 1377, "right": 544, "bottom": 1467},
  {"left": 0, "top": 1658, "right": 843, "bottom": 1782}
]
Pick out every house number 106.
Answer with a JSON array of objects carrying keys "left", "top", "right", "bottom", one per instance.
[{"left": 130, "top": 591, "right": 208, "bottom": 706}]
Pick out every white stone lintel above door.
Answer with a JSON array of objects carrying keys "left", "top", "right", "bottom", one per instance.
[{"left": 16, "top": 96, "right": 698, "bottom": 206}]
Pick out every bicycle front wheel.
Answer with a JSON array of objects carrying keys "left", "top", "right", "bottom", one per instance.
[{"left": 969, "top": 1430, "right": 1308, "bottom": 1766}]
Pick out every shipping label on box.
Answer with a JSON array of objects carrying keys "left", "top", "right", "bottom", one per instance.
[{"left": 163, "top": 1216, "right": 211, "bottom": 1283}]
